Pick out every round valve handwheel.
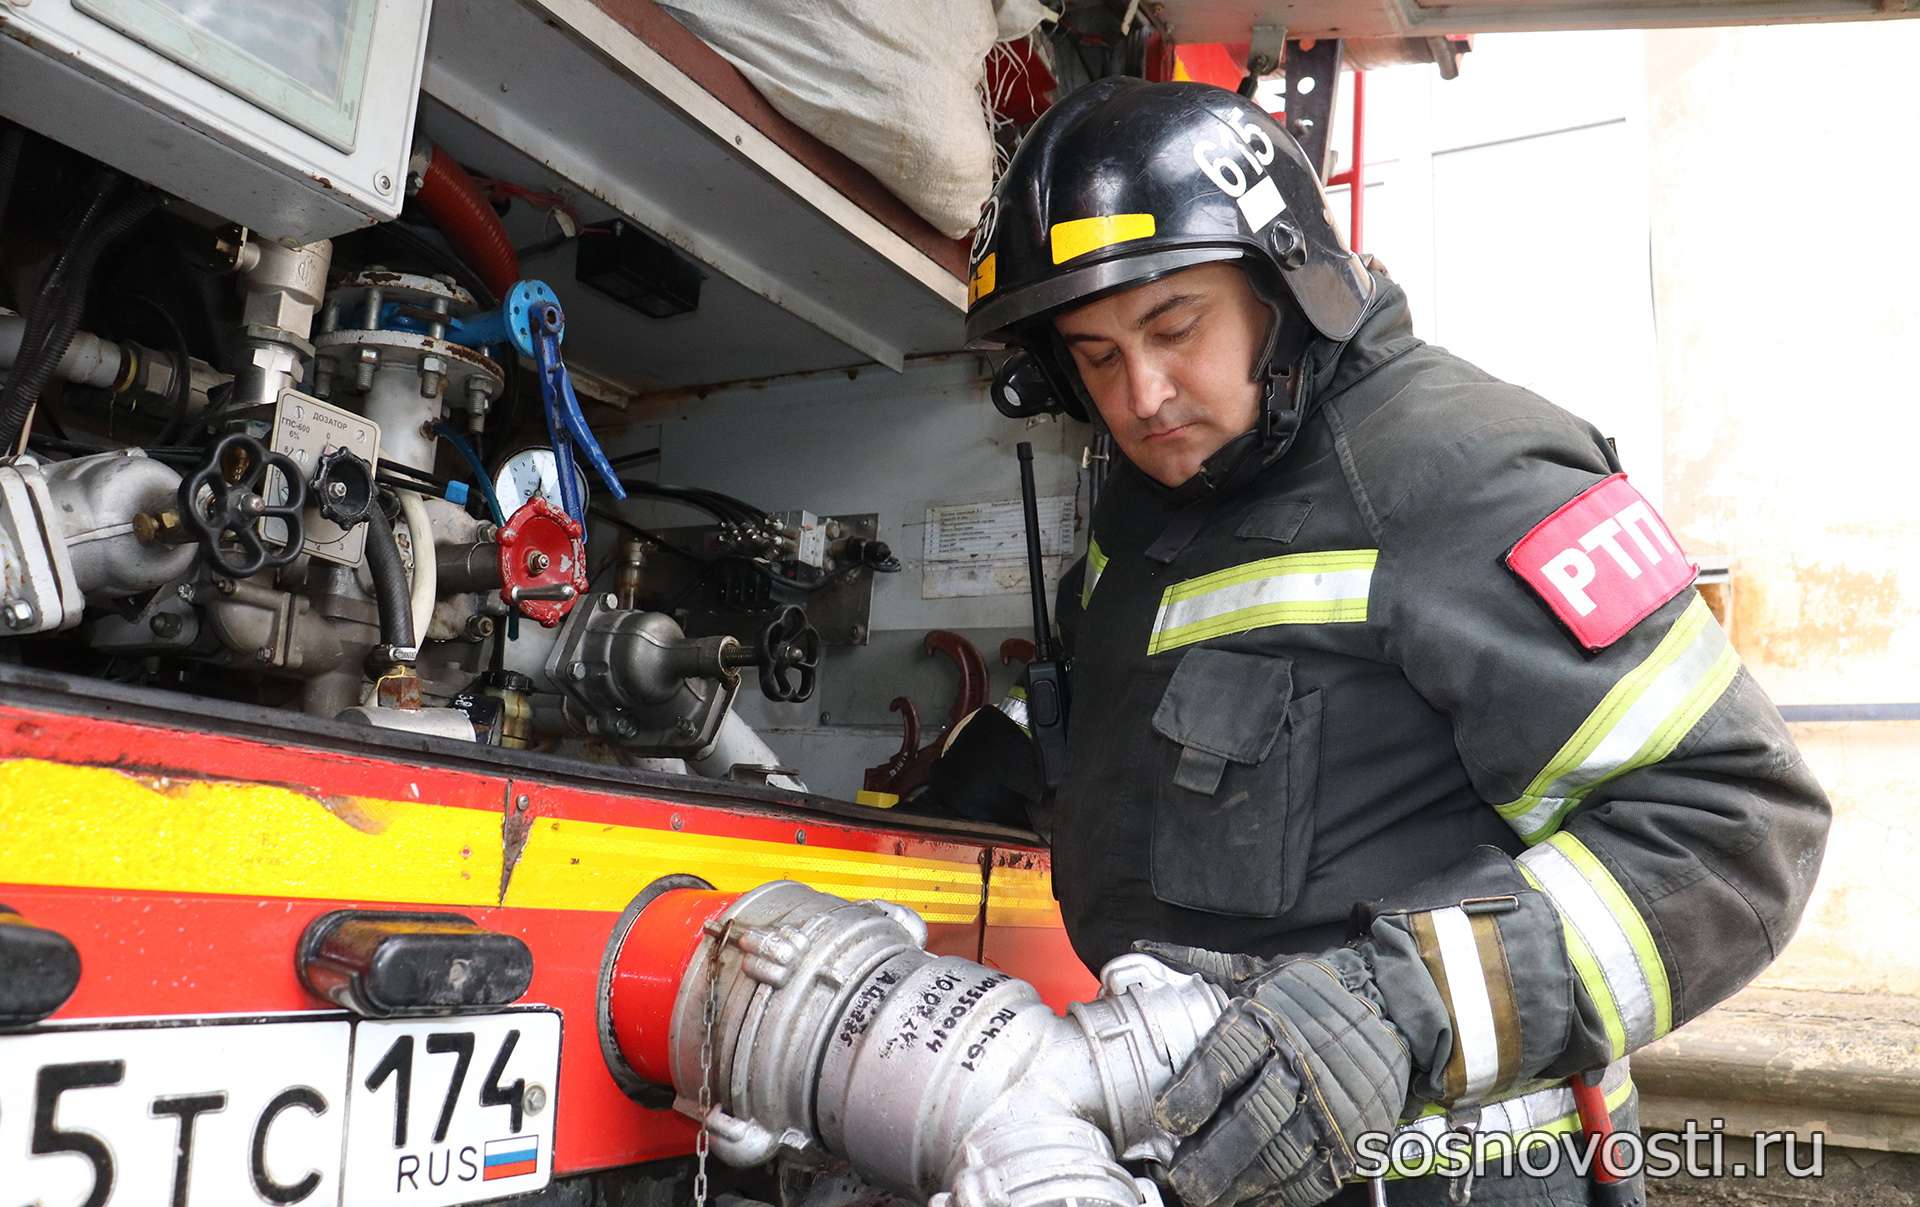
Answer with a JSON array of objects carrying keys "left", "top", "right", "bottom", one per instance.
[
  {"left": 177, "top": 432, "right": 307, "bottom": 579},
  {"left": 497, "top": 497, "right": 588, "bottom": 628},
  {"left": 755, "top": 605, "right": 821, "bottom": 703}
]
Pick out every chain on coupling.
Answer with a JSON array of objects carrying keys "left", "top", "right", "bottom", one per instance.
[{"left": 694, "top": 919, "right": 733, "bottom": 1207}]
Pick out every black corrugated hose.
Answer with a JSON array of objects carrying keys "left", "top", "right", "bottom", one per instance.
[
  {"left": 362, "top": 495, "right": 417, "bottom": 654},
  {"left": 0, "top": 185, "right": 163, "bottom": 451},
  {"left": 4, "top": 173, "right": 119, "bottom": 370}
]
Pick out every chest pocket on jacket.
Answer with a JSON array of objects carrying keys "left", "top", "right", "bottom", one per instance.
[{"left": 1149, "top": 648, "right": 1322, "bottom": 917}]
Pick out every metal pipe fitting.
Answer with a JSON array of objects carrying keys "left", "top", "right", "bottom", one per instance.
[
  {"left": 604, "top": 881, "right": 1228, "bottom": 1207},
  {"left": 527, "top": 593, "right": 742, "bottom": 756},
  {"left": 232, "top": 238, "right": 333, "bottom": 410},
  {"left": 435, "top": 539, "right": 504, "bottom": 594},
  {"left": 0, "top": 451, "right": 198, "bottom": 634},
  {"left": 0, "top": 315, "right": 125, "bottom": 389},
  {"left": 43, "top": 451, "right": 198, "bottom": 600},
  {"left": 687, "top": 711, "right": 809, "bottom": 793}
]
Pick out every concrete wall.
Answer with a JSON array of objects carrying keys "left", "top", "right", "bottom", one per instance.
[
  {"left": 1642, "top": 24, "right": 1920, "bottom": 1015},
  {"left": 1645, "top": 24, "right": 1920, "bottom": 708}
]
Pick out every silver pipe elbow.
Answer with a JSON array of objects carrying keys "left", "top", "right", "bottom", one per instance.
[{"left": 614, "top": 881, "right": 1227, "bottom": 1207}]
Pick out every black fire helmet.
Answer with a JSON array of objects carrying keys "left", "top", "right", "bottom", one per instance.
[{"left": 965, "top": 78, "right": 1372, "bottom": 477}]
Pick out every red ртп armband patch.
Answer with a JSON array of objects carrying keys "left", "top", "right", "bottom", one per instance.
[{"left": 1506, "top": 474, "right": 1697, "bottom": 652}]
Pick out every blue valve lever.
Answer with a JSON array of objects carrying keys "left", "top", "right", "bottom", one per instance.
[
  {"left": 390, "top": 280, "right": 626, "bottom": 533},
  {"left": 531, "top": 302, "right": 626, "bottom": 534}
]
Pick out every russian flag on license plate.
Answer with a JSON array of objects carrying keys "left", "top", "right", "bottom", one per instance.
[{"left": 483, "top": 1135, "right": 540, "bottom": 1181}]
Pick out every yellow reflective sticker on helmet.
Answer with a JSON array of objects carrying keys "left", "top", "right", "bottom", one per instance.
[
  {"left": 1050, "top": 214, "right": 1157, "bottom": 264},
  {"left": 969, "top": 253, "right": 997, "bottom": 305}
]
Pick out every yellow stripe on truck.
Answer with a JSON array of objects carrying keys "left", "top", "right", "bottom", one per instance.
[
  {"left": 0, "top": 759, "right": 984, "bottom": 923},
  {"left": 984, "top": 863, "right": 1061, "bottom": 928}
]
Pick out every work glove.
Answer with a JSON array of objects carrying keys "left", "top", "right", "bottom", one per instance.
[{"left": 1134, "top": 941, "right": 1412, "bottom": 1207}]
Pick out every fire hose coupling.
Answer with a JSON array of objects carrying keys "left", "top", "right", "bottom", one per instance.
[{"left": 602, "top": 879, "right": 1230, "bottom": 1207}]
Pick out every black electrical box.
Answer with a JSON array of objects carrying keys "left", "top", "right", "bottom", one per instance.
[{"left": 574, "top": 220, "right": 703, "bottom": 319}]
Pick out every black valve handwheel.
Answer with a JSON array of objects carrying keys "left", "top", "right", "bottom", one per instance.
[
  {"left": 177, "top": 432, "right": 307, "bottom": 578},
  {"left": 312, "top": 446, "right": 376, "bottom": 530},
  {"left": 755, "top": 605, "right": 821, "bottom": 703}
]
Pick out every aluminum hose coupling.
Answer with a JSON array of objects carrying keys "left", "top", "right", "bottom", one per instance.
[{"left": 603, "top": 879, "right": 1229, "bottom": 1207}]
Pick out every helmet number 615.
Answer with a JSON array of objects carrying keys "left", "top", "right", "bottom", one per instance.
[{"left": 1194, "top": 116, "right": 1277, "bottom": 198}]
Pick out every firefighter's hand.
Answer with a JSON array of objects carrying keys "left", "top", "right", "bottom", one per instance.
[{"left": 1134, "top": 942, "right": 1411, "bottom": 1207}]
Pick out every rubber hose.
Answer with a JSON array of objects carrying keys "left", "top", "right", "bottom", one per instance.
[
  {"left": 363, "top": 500, "right": 417, "bottom": 653},
  {"left": 1, "top": 177, "right": 117, "bottom": 411},
  {"left": 413, "top": 145, "right": 519, "bottom": 299},
  {"left": 0, "top": 192, "right": 161, "bottom": 449},
  {"left": 7, "top": 194, "right": 158, "bottom": 421},
  {"left": 397, "top": 489, "right": 438, "bottom": 646}
]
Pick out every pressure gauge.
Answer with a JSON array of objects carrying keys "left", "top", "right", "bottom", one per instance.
[{"left": 494, "top": 447, "right": 590, "bottom": 515}]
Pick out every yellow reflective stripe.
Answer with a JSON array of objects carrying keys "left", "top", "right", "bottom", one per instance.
[
  {"left": 1519, "top": 862, "right": 1628, "bottom": 1061},
  {"left": 1545, "top": 832, "right": 1673, "bottom": 1038},
  {"left": 969, "top": 252, "right": 997, "bottom": 304},
  {"left": 1160, "top": 549, "right": 1376, "bottom": 602},
  {"left": 1080, "top": 537, "right": 1108, "bottom": 609},
  {"left": 1499, "top": 596, "right": 1739, "bottom": 843},
  {"left": 0, "top": 759, "right": 983, "bottom": 922},
  {"left": 1520, "top": 833, "right": 1672, "bottom": 1053},
  {"left": 1148, "top": 549, "right": 1376, "bottom": 655},
  {"left": 1383, "top": 1064, "right": 1634, "bottom": 1179},
  {"left": 1050, "top": 213, "right": 1157, "bottom": 264}
]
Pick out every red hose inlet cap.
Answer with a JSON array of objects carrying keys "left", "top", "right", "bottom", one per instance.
[
  {"left": 497, "top": 498, "right": 588, "bottom": 627},
  {"left": 607, "top": 887, "right": 742, "bottom": 1091}
]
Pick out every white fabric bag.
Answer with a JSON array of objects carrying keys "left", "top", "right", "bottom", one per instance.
[{"left": 662, "top": 0, "right": 1038, "bottom": 238}]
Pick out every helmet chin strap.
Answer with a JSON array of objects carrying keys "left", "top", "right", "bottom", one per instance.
[
  {"left": 1161, "top": 295, "right": 1315, "bottom": 512},
  {"left": 1142, "top": 290, "right": 1318, "bottom": 564}
]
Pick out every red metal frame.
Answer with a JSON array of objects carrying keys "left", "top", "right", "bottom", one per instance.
[
  {"left": 1170, "top": 43, "right": 1369, "bottom": 253},
  {"left": 1324, "top": 70, "right": 1368, "bottom": 253},
  {"left": 0, "top": 700, "right": 1084, "bottom": 1175}
]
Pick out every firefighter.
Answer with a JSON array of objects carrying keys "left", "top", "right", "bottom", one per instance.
[{"left": 949, "top": 78, "right": 1831, "bottom": 1206}]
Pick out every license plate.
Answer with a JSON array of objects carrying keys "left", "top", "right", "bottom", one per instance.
[{"left": 0, "top": 1009, "right": 561, "bottom": 1207}]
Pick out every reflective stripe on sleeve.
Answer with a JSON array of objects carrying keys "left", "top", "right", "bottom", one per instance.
[
  {"left": 1080, "top": 537, "right": 1108, "bottom": 609},
  {"left": 1147, "top": 549, "right": 1376, "bottom": 654},
  {"left": 1384, "top": 1059, "right": 1633, "bottom": 1179},
  {"left": 1518, "top": 833, "right": 1673, "bottom": 1059},
  {"left": 1498, "top": 595, "right": 1739, "bottom": 843},
  {"left": 998, "top": 686, "right": 1031, "bottom": 736},
  {"left": 1430, "top": 907, "right": 1502, "bottom": 1100},
  {"left": 1410, "top": 906, "right": 1522, "bottom": 1103}
]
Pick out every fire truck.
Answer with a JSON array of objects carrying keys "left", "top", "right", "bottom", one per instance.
[{"left": 0, "top": 1, "right": 1911, "bottom": 1204}]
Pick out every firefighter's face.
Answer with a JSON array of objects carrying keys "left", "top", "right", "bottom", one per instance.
[{"left": 1055, "top": 263, "right": 1268, "bottom": 488}]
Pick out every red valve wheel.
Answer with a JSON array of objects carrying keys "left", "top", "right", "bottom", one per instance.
[{"left": 496, "top": 498, "right": 588, "bottom": 627}]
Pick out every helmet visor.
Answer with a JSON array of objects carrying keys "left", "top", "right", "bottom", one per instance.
[{"left": 964, "top": 246, "right": 1246, "bottom": 348}]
